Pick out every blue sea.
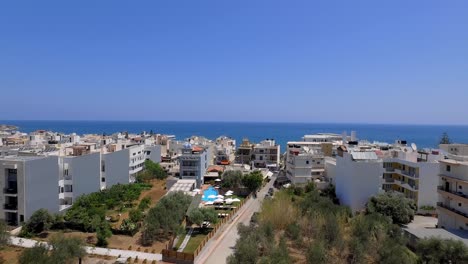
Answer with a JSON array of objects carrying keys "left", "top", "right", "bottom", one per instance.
[{"left": 2, "top": 120, "right": 468, "bottom": 150}]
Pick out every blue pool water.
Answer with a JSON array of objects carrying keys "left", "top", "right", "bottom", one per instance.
[{"left": 202, "top": 186, "right": 219, "bottom": 202}]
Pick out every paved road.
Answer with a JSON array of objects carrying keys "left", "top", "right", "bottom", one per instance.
[
  {"left": 197, "top": 174, "right": 277, "bottom": 264},
  {"left": 9, "top": 236, "right": 163, "bottom": 261}
]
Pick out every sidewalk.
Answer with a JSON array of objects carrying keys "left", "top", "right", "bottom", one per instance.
[
  {"left": 9, "top": 236, "right": 163, "bottom": 261},
  {"left": 177, "top": 227, "right": 194, "bottom": 252}
]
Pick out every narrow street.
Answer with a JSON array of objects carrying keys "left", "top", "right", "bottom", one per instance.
[{"left": 196, "top": 174, "right": 277, "bottom": 264}]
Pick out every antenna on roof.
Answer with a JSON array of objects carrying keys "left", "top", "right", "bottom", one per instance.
[{"left": 411, "top": 143, "right": 417, "bottom": 152}]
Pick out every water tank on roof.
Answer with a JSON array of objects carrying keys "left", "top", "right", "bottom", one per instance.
[{"left": 183, "top": 142, "right": 192, "bottom": 149}]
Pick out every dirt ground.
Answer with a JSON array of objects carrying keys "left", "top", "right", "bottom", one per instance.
[
  {"left": 0, "top": 246, "right": 23, "bottom": 264},
  {"left": 0, "top": 246, "right": 119, "bottom": 264},
  {"left": 37, "top": 180, "right": 169, "bottom": 253},
  {"left": 110, "top": 179, "right": 167, "bottom": 228}
]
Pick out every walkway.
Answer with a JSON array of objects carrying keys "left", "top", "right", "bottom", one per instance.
[
  {"left": 9, "top": 236, "right": 163, "bottom": 261},
  {"left": 177, "top": 227, "right": 194, "bottom": 252}
]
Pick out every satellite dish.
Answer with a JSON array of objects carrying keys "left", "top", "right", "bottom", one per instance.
[
  {"left": 411, "top": 143, "right": 417, "bottom": 151},
  {"left": 303, "top": 146, "right": 310, "bottom": 153}
]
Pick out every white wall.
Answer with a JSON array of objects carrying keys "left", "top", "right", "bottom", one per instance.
[
  {"left": 417, "top": 162, "right": 440, "bottom": 209},
  {"left": 24, "top": 156, "right": 60, "bottom": 220},
  {"left": 335, "top": 153, "right": 383, "bottom": 212},
  {"left": 146, "top": 145, "right": 162, "bottom": 163},
  {"left": 104, "top": 149, "right": 130, "bottom": 187},
  {"left": 64, "top": 152, "right": 101, "bottom": 200}
]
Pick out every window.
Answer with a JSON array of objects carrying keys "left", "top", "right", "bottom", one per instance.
[
  {"left": 20, "top": 215, "right": 24, "bottom": 223},
  {"left": 101, "top": 177, "right": 105, "bottom": 182},
  {"left": 64, "top": 169, "right": 69, "bottom": 176},
  {"left": 447, "top": 165, "right": 451, "bottom": 172},
  {"left": 306, "top": 160, "right": 309, "bottom": 165},
  {"left": 460, "top": 186, "right": 463, "bottom": 190},
  {"left": 459, "top": 203, "right": 462, "bottom": 207},
  {"left": 101, "top": 161, "right": 105, "bottom": 172}
]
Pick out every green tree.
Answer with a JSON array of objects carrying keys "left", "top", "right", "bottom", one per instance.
[
  {"left": 221, "top": 171, "right": 243, "bottom": 189},
  {"left": 138, "top": 197, "right": 151, "bottom": 211},
  {"left": 49, "top": 233, "right": 87, "bottom": 264},
  {"left": 188, "top": 209, "right": 204, "bottom": 227},
  {"left": 439, "top": 132, "right": 452, "bottom": 145},
  {"left": 129, "top": 209, "right": 143, "bottom": 223},
  {"left": 144, "top": 160, "right": 167, "bottom": 180},
  {"left": 0, "top": 220, "right": 10, "bottom": 248},
  {"left": 366, "top": 191, "right": 416, "bottom": 225},
  {"left": 19, "top": 243, "right": 51, "bottom": 264},
  {"left": 242, "top": 171, "right": 264, "bottom": 193},
  {"left": 416, "top": 237, "right": 468, "bottom": 264},
  {"left": 200, "top": 208, "right": 218, "bottom": 225},
  {"left": 141, "top": 191, "right": 192, "bottom": 245},
  {"left": 22, "top": 209, "right": 54, "bottom": 235},
  {"left": 306, "top": 241, "right": 327, "bottom": 264},
  {"left": 92, "top": 216, "right": 112, "bottom": 247}
]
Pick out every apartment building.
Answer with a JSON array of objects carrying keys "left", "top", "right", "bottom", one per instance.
[
  {"left": 333, "top": 150, "right": 384, "bottom": 212},
  {"left": 285, "top": 144, "right": 326, "bottom": 186},
  {"left": 382, "top": 148, "right": 442, "bottom": 211},
  {"left": 235, "top": 138, "right": 254, "bottom": 165},
  {"left": 437, "top": 144, "right": 468, "bottom": 230},
  {"left": 179, "top": 144, "right": 207, "bottom": 187},
  {"left": 252, "top": 139, "right": 280, "bottom": 169},
  {"left": 0, "top": 131, "right": 163, "bottom": 225},
  {"left": 0, "top": 156, "right": 59, "bottom": 226},
  {"left": 214, "top": 136, "right": 236, "bottom": 165}
]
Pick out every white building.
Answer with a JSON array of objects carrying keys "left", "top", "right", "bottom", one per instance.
[
  {"left": 252, "top": 139, "right": 280, "bottom": 169},
  {"left": 334, "top": 150, "right": 384, "bottom": 212},
  {"left": 437, "top": 144, "right": 468, "bottom": 230},
  {"left": 381, "top": 147, "right": 442, "bottom": 211},
  {"left": 285, "top": 145, "right": 326, "bottom": 187},
  {"left": 214, "top": 136, "right": 236, "bottom": 165},
  {"left": 0, "top": 156, "right": 60, "bottom": 225},
  {"left": 179, "top": 144, "right": 208, "bottom": 188}
]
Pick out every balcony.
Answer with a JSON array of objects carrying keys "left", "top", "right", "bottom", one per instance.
[
  {"left": 437, "top": 186, "right": 468, "bottom": 202},
  {"left": 4, "top": 203, "right": 18, "bottom": 211},
  {"left": 3, "top": 187, "right": 18, "bottom": 196},
  {"left": 383, "top": 178, "right": 395, "bottom": 183},
  {"left": 437, "top": 202, "right": 468, "bottom": 219},
  {"left": 384, "top": 167, "right": 395, "bottom": 172}
]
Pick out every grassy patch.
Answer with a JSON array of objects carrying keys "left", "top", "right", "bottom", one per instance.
[{"left": 182, "top": 228, "right": 213, "bottom": 253}]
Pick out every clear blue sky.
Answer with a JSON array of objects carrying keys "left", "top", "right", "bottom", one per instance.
[{"left": 1, "top": 1, "right": 467, "bottom": 124}]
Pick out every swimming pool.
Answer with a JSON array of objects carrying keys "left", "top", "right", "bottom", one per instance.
[{"left": 202, "top": 186, "right": 219, "bottom": 202}]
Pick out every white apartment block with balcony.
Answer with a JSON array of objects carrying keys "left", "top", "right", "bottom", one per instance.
[
  {"left": 335, "top": 150, "right": 384, "bottom": 212},
  {"left": 0, "top": 156, "right": 60, "bottom": 226},
  {"left": 179, "top": 144, "right": 207, "bottom": 188},
  {"left": 437, "top": 144, "right": 468, "bottom": 230},
  {"left": 252, "top": 139, "right": 280, "bottom": 169},
  {"left": 381, "top": 147, "right": 442, "bottom": 211},
  {"left": 215, "top": 136, "right": 236, "bottom": 165},
  {"left": 285, "top": 145, "right": 326, "bottom": 187}
]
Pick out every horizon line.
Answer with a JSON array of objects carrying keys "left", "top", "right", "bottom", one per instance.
[{"left": 1, "top": 119, "right": 468, "bottom": 127}]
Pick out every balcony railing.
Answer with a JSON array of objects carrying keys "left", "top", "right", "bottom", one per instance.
[
  {"left": 384, "top": 167, "right": 395, "bottom": 172},
  {"left": 437, "top": 186, "right": 468, "bottom": 200},
  {"left": 437, "top": 202, "right": 468, "bottom": 219},
  {"left": 3, "top": 187, "right": 18, "bottom": 194},
  {"left": 4, "top": 204, "right": 18, "bottom": 210}
]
